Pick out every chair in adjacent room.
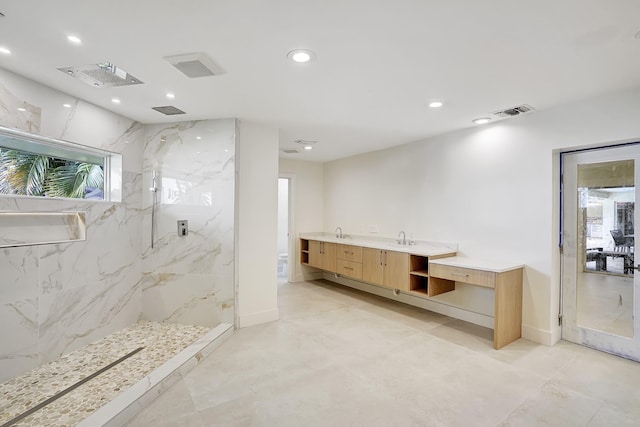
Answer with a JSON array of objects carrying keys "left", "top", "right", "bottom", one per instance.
[{"left": 610, "top": 229, "right": 634, "bottom": 252}]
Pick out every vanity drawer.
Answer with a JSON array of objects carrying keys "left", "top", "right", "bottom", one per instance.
[
  {"left": 336, "top": 244, "right": 363, "bottom": 262},
  {"left": 429, "top": 264, "right": 496, "bottom": 288},
  {"left": 336, "top": 259, "right": 363, "bottom": 280}
]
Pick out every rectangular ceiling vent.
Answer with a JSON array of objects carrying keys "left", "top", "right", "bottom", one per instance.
[
  {"left": 151, "top": 106, "right": 186, "bottom": 116},
  {"left": 163, "top": 53, "right": 224, "bottom": 78},
  {"left": 58, "top": 62, "right": 143, "bottom": 87},
  {"left": 491, "top": 104, "right": 535, "bottom": 118},
  {"left": 281, "top": 149, "right": 300, "bottom": 154}
]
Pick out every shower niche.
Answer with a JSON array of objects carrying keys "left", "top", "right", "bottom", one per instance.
[{"left": 0, "top": 211, "right": 86, "bottom": 248}]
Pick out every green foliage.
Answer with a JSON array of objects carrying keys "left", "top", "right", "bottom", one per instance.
[{"left": 0, "top": 148, "right": 104, "bottom": 199}]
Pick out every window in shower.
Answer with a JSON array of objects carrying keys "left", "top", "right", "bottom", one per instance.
[{"left": 0, "top": 126, "right": 122, "bottom": 202}]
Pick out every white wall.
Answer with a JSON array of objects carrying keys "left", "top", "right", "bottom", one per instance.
[
  {"left": 237, "top": 120, "right": 280, "bottom": 327},
  {"left": 323, "top": 87, "right": 640, "bottom": 345},
  {"left": 278, "top": 158, "right": 325, "bottom": 282}
]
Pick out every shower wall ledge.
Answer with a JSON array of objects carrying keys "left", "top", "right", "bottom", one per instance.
[{"left": 0, "top": 211, "right": 86, "bottom": 248}]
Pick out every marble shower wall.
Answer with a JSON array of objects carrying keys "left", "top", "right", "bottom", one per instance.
[
  {"left": 0, "top": 68, "right": 144, "bottom": 382},
  {"left": 141, "top": 120, "right": 235, "bottom": 327}
]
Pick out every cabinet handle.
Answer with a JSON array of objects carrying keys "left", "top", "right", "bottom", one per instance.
[
  {"left": 384, "top": 251, "right": 387, "bottom": 266},
  {"left": 344, "top": 251, "right": 353, "bottom": 255},
  {"left": 320, "top": 242, "right": 324, "bottom": 254},
  {"left": 379, "top": 251, "right": 383, "bottom": 265},
  {"left": 451, "top": 272, "right": 469, "bottom": 278},
  {"left": 343, "top": 267, "right": 354, "bottom": 271}
]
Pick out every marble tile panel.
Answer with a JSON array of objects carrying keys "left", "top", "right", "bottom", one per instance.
[
  {"left": 141, "top": 273, "right": 233, "bottom": 327},
  {"left": 0, "top": 77, "right": 41, "bottom": 132},
  {"left": 0, "top": 299, "right": 38, "bottom": 383},
  {"left": 37, "top": 279, "right": 141, "bottom": 363},
  {"left": 0, "top": 247, "right": 38, "bottom": 302}
]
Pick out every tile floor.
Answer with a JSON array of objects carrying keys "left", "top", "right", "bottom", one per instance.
[
  {"left": 126, "top": 280, "right": 640, "bottom": 427},
  {"left": 0, "top": 321, "right": 209, "bottom": 427}
]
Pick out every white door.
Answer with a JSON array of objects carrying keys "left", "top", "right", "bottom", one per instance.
[{"left": 562, "top": 144, "right": 640, "bottom": 360}]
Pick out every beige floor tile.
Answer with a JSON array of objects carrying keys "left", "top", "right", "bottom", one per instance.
[{"left": 125, "top": 280, "right": 640, "bottom": 427}]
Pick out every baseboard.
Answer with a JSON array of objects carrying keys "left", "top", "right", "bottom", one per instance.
[
  {"left": 238, "top": 308, "right": 280, "bottom": 328},
  {"left": 291, "top": 271, "right": 323, "bottom": 283},
  {"left": 522, "top": 324, "right": 559, "bottom": 346},
  {"left": 323, "top": 273, "right": 494, "bottom": 330}
]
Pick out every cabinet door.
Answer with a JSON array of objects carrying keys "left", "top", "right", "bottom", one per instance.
[
  {"left": 383, "top": 251, "right": 409, "bottom": 291},
  {"left": 308, "top": 240, "right": 323, "bottom": 269},
  {"left": 322, "top": 242, "right": 337, "bottom": 273},
  {"left": 362, "top": 248, "right": 384, "bottom": 286}
]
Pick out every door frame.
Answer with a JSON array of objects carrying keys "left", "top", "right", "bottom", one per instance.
[
  {"left": 279, "top": 174, "right": 296, "bottom": 283},
  {"left": 559, "top": 141, "right": 640, "bottom": 360}
]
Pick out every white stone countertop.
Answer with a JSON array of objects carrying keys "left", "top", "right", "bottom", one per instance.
[
  {"left": 299, "top": 232, "right": 457, "bottom": 257},
  {"left": 429, "top": 256, "right": 524, "bottom": 273}
]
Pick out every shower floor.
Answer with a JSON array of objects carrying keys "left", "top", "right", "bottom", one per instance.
[{"left": 0, "top": 321, "right": 210, "bottom": 427}]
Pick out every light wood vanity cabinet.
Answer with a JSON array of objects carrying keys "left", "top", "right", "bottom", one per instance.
[
  {"left": 362, "top": 248, "right": 409, "bottom": 291},
  {"left": 308, "top": 240, "right": 336, "bottom": 272},
  {"left": 336, "top": 244, "right": 363, "bottom": 280},
  {"left": 301, "top": 237, "right": 524, "bottom": 350},
  {"left": 428, "top": 259, "right": 524, "bottom": 350}
]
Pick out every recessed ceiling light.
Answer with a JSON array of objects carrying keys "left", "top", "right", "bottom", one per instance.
[
  {"left": 196, "top": 136, "right": 202, "bottom": 140},
  {"left": 287, "top": 49, "right": 316, "bottom": 63},
  {"left": 67, "top": 35, "right": 82, "bottom": 45},
  {"left": 111, "top": 98, "right": 121, "bottom": 104},
  {"left": 295, "top": 139, "right": 317, "bottom": 151},
  {"left": 429, "top": 101, "right": 444, "bottom": 108},
  {"left": 473, "top": 117, "right": 491, "bottom": 125},
  {"left": 0, "top": 46, "right": 11, "bottom": 55},
  {"left": 166, "top": 92, "right": 175, "bottom": 99},
  {"left": 17, "top": 107, "right": 26, "bottom": 112},
  {"left": 63, "top": 103, "right": 72, "bottom": 108}
]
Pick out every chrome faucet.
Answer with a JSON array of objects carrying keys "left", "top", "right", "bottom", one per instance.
[
  {"left": 398, "top": 230, "right": 407, "bottom": 245},
  {"left": 335, "top": 227, "right": 343, "bottom": 238}
]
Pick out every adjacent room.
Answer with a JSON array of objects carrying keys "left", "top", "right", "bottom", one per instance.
[{"left": 1, "top": 1, "right": 640, "bottom": 426}]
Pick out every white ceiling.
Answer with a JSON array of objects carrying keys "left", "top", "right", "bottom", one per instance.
[{"left": 1, "top": 1, "right": 639, "bottom": 162}]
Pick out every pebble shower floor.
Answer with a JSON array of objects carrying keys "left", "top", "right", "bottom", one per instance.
[{"left": 0, "top": 321, "right": 210, "bottom": 427}]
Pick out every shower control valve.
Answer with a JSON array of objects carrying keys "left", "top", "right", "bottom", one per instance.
[{"left": 177, "top": 220, "right": 188, "bottom": 237}]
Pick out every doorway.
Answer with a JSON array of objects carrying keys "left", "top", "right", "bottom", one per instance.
[
  {"left": 561, "top": 144, "right": 639, "bottom": 360},
  {"left": 277, "top": 177, "right": 291, "bottom": 283}
]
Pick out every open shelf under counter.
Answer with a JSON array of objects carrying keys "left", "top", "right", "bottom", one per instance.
[
  {"left": 300, "top": 238, "right": 310, "bottom": 264},
  {"left": 428, "top": 256, "right": 524, "bottom": 349}
]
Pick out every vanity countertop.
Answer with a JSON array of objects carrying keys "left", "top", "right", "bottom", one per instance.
[
  {"left": 429, "top": 256, "right": 524, "bottom": 273},
  {"left": 299, "top": 232, "right": 457, "bottom": 257}
]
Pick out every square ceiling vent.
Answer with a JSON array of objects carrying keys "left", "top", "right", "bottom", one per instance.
[
  {"left": 163, "top": 52, "right": 224, "bottom": 78},
  {"left": 152, "top": 106, "right": 186, "bottom": 115}
]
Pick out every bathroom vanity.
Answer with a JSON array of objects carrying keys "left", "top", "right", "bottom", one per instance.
[{"left": 300, "top": 234, "right": 523, "bottom": 349}]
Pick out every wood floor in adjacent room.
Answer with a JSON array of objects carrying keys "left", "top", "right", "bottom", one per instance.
[{"left": 127, "top": 279, "right": 639, "bottom": 427}]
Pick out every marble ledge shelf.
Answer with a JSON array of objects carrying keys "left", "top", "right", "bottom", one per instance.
[
  {"left": 77, "top": 323, "right": 234, "bottom": 427},
  {"left": 0, "top": 211, "right": 86, "bottom": 248}
]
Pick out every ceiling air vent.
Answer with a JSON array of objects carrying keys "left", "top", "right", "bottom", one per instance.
[
  {"left": 151, "top": 106, "right": 186, "bottom": 115},
  {"left": 491, "top": 104, "right": 535, "bottom": 118},
  {"left": 164, "top": 53, "right": 224, "bottom": 78},
  {"left": 58, "top": 62, "right": 143, "bottom": 88},
  {"left": 281, "top": 149, "right": 300, "bottom": 154}
]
